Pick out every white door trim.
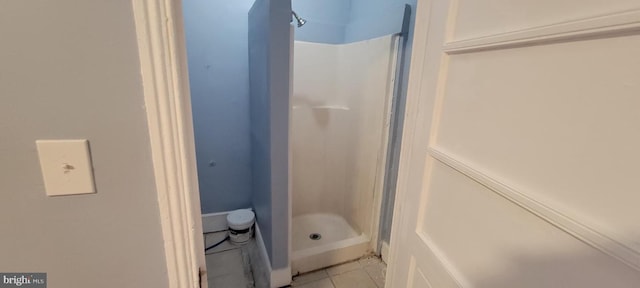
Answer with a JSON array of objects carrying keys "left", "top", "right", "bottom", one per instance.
[
  {"left": 385, "top": 0, "right": 435, "bottom": 285},
  {"left": 132, "top": 1, "right": 206, "bottom": 288}
]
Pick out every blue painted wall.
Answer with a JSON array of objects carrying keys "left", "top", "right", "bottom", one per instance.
[
  {"left": 249, "top": 0, "right": 292, "bottom": 270},
  {"left": 184, "top": 0, "right": 415, "bottom": 247},
  {"left": 183, "top": 0, "right": 255, "bottom": 214},
  {"left": 345, "top": 0, "right": 408, "bottom": 42},
  {"left": 291, "top": 0, "right": 350, "bottom": 44},
  {"left": 292, "top": 0, "right": 415, "bottom": 44}
]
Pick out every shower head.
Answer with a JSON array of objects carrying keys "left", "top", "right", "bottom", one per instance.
[{"left": 291, "top": 11, "right": 306, "bottom": 27}]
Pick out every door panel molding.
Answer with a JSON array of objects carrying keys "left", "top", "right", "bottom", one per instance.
[
  {"left": 389, "top": 0, "right": 640, "bottom": 286},
  {"left": 414, "top": 230, "right": 466, "bottom": 288},
  {"left": 429, "top": 146, "right": 640, "bottom": 271},
  {"left": 445, "top": 9, "right": 640, "bottom": 54},
  {"left": 408, "top": 257, "right": 435, "bottom": 288}
]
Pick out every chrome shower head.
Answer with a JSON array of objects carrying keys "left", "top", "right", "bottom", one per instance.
[{"left": 291, "top": 11, "right": 306, "bottom": 27}]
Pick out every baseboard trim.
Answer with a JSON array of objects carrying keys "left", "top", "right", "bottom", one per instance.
[
  {"left": 203, "top": 211, "right": 292, "bottom": 287},
  {"left": 255, "top": 222, "right": 292, "bottom": 288},
  {"left": 380, "top": 241, "right": 390, "bottom": 264},
  {"left": 271, "top": 266, "right": 292, "bottom": 288},
  {"left": 201, "top": 211, "right": 230, "bottom": 233},
  {"left": 254, "top": 223, "right": 272, "bottom": 283}
]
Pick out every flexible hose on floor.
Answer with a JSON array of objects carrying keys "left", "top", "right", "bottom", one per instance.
[{"left": 205, "top": 235, "right": 230, "bottom": 251}]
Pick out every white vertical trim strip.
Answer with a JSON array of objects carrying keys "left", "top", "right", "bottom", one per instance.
[
  {"left": 380, "top": 241, "right": 390, "bottom": 263},
  {"left": 371, "top": 35, "right": 401, "bottom": 253},
  {"left": 385, "top": 0, "right": 435, "bottom": 286},
  {"left": 254, "top": 223, "right": 272, "bottom": 284},
  {"left": 132, "top": 1, "right": 206, "bottom": 288},
  {"left": 288, "top": 24, "right": 294, "bottom": 287}
]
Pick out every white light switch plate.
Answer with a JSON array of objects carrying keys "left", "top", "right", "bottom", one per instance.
[{"left": 36, "top": 139, "right": 96, "bottom": 196}]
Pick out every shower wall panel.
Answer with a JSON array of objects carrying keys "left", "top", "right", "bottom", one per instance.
[
  {"left": 340, "top": 36, "right": 398, "bottom": 235},
  {"left": 292, "top": 35, "right": 398, "bottom": 236}
]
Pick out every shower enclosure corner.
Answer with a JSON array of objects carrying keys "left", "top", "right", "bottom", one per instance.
[{"left": 290, "top": 28, "right": 401, "bottom": 273}]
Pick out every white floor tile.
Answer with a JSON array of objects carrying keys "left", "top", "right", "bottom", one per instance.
[
  {"left": 204, "top": 232, "right": 258, "bottom": 288},
  {"left": 295, "top": 278, "right": 335, "bottom": 288},
  {"left": 246, "top": 241, "right": 269, "bottom": 288},
  {"left": 363, "top": 262, "right": 386, "bottom": 288},
  {"left": 331, "top": 269, "right": 377, "bottom": 288},
  {"left": 293, "top": 269, "right": 330, "bottom": 286},
  {"left": 206, "top": 248, "right": 244, "bottom": 279},
  {"left": 358, "top": 256, "right": 381, "bottom": 267},
  {"left": 326, "top": 261, "right": 361, "bottom": 276}
]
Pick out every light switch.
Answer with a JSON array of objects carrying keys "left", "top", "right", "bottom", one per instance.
[{"left": 36, "top": 139, "right": 96, "bottom": 196}]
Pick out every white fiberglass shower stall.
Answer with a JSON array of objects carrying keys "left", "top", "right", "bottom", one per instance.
[{"left": 291, "top": 35, "right": 399, "bottom": 273}]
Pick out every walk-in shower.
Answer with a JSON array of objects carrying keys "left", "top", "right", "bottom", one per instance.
[{"left": 290, "top": 35, "right": 400, "bottom": 273}]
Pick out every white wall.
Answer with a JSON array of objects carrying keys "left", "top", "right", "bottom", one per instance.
[
  {"left": 340, "top": 36, "right": 398, "bottom": 235},
  {"left": 0, "top": 1, "right": 169, "bottom": 287},
  {"left": 292, "top": 35, "right": 397, "bottom": 236},
  {"left": 292, "top": 41, "right": 346, "bottom": 218}
]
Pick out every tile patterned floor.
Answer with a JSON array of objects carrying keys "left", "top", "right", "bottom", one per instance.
[
  {"left": 291, "top": 256, "right": 386, "bottom": 288},
  {"left": 204, "top": 231, "right": 256, "bottom": 288},
  {"left": 205, "top": 231, "right": 386, "bottom": 288}
]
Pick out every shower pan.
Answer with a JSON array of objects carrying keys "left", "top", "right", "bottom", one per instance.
[{"left": 291, "top": 35, "right": 400, "bottom": 274}]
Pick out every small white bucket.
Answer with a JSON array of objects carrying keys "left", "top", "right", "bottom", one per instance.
[{"left": 227, "top": 209, "right": 255, "bottom": 245}]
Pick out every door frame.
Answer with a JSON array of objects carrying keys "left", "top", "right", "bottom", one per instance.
[
  {"left": 385, "top": 0, "right": 435, "bottom": 285},
  {"left": 132, "top": 1, "right": 206, "bottom": 288},
  {"left": 130, "top": 0, "right": 432, "bottom": 287}
]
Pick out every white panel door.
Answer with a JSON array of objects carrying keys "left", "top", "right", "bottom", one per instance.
[{"left": 387, "top": 0, "right": 640, "bottom": 287}]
